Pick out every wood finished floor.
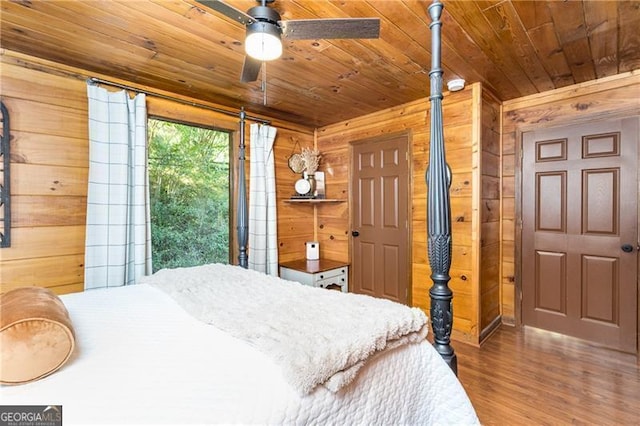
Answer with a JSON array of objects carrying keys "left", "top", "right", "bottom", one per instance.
[{"left": 454, "top": 326, "right": 640, "bottom": 425}]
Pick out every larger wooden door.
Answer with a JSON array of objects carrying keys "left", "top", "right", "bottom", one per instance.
[
  {"left": 350, "top": 135, "right": 409, "bottom": 304},
  {"left": 522, "top": 117, "right": 638, "bottom": 353}
]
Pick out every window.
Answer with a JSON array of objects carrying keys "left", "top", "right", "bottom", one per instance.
[{"left": 148, "top": 118, "right": 231, "bottom": 272}]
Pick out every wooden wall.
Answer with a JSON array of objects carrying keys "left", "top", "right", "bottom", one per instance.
[
  {"left": 316, "top": 84, "right": 490, "bottom": 343},
  {"left": 500, "top": 70, "right": 640, "bottom": 325},
  {"left": 6, "top": 45, "right": 636, "bottom": 347},
  {"left": 0, "top": 49, "right": 314, "bottom": 294},
  {"left": 479, "top": 89, "right": 502, "bottom": 337},
  {"left": 1, "top": 51, "right": 89, "bottom": 295}
]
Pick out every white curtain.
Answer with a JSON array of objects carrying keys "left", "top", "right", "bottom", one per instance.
[
  {"left": 84, "top": 83, "right": 152, "bottom": 289},
  {"left": 248, "top": 123, "right": 279, "bottom": 275}
]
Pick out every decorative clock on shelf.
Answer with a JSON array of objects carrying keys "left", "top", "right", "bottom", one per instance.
[{"left": 294, "top": 178, "right": 312, "bottom": 196}]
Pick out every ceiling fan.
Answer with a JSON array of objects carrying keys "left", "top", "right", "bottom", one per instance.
[{"left": 195, "top": 0, "right": 381, "bottom": 82}]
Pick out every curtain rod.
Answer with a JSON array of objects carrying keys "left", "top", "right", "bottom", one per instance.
[{"left": 87, "top": 77, "right": 270, "bottom": 125}]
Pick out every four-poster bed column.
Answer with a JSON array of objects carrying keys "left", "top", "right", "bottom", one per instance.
[
  {"left": 232, "top": 1, "right": 457, "bottom": 370},
  {"left": 426, "top": 0, "right": 457, "bottom": 374},
  {"left": 237, "top": 109, "right": 249, "bottom": 268}
]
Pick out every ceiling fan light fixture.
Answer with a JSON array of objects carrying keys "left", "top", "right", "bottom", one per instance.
[
  {"left": 245, "top": 21, "right": 282, "bottom": 61},
  {"left": 195, "top": 0, "right": 381, "bottom": 83}
]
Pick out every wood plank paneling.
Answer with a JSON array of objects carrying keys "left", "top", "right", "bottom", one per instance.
[
  {"left": 0, "top": 226, "right": 86, "bottom": 262},
  {"left": 437, "top": 9, "right": 519, "bottom": 99},
  {"left": 148, "top": 99, "right": 240, "bottom": 131},
  {"left": 12, "top": 131, "right": 88, "bottom": 168},
  {"left": 8, "top": 99, "right": 87, "bottom": 138},
  {"left": 618, "top": 1, "right": 640, "bottom": 73},
  {"left": 2, "top": 1, "right": 638, "bottom": 128},
  {"left": 1, "top": 254, "right": 85, "bottom": 291},
  {"left": 12, "top": 196, "right": 87, "bottom": 228},
  {"left": 481, "top": 221, "right": 500, "bottom": 246},
  {"left": 450, "top": 172, "right": 473, "bottom": 198},
  {"left": 478, "top": 88, "right": 502, "bottom": 337},
  {"left": 482, "top": 1, "right": 554, "bottom": 93},
  {"left": 482, "top": 199, "right": 500, "bottom": 222},
  {"left": 443, "top": 1, "right": 536, "bottom": 97},
  {"left": 0, "top": 52, "right": 91, "bottom": 294},
  {"left": 546, "top": 1, "right": 596, "bottom": 84},
  {"left": 1, "top": 65, "right": 87, "bottom": 108},
  {"left": 290, "top": 1, "right": 430, "bottom": 94},
  {"left": 510, "top": 1, "right": 551, "bottom": 31},
  {"left": 584, "top": 1, "right": 619, "bottom": 79},
  {"left": 12, "top": 164, "right": 88, "bottom": 196}
]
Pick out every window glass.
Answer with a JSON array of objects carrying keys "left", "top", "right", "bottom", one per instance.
[{"left": 148, "top": 118, "right": 231, "bottom": 271}]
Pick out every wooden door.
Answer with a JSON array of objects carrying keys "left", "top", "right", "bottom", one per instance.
[
  {"left": 522, "top": 117, "right": 638, "bottom": 353},
  {"left": 350, "top": 135, "right": 409, "bottom": 304}
]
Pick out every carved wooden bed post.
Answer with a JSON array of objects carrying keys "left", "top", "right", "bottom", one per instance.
[
  {"left": 237, "top": 109, "right": 249, "bottom": 268},
  {"left": 426, "top": 0, "right": 457, "bottom": 375},
  {"left": 0, "top": 101, "right": 11, "bottom": 248}
]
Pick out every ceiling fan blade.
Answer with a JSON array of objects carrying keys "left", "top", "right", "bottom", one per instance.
[
  {"left": 195, "top": 0, "right": 255, "bottom": 25},
  {"left": 240, "top": 55, "right": 262, "bottom": 83},
  {"left": 280, "top": 18, "right": 380, "bottom": 40}
]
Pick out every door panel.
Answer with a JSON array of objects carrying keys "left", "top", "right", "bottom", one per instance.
[
  {"left": 359, "top": 242, "right": 375, "bottom": 294},
  {"left": 582, "top": 169, "right": 617, "bottom": 234},
  {"left": 351, "top": 135, "right": 409, "bottom": 304},
  {"left": 383, "top": 244, "right": 400, "bottom": 300},
  {"left": 581, "top": 255, "right": 618, "bottom": 324},
  {"left": 536, "top": 172, "right": 566, "bottom": 232},
  {"left": 522, "top": 117, "right": 638, "bottom": 353},
  {"left": 535, "top": 250, "right": 566, "bottom": 314}
]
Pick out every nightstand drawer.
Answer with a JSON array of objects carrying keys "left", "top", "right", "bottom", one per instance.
[
  {"left": 315, "top": 267, "right": 347, "bottom": 282},
  {"left": 316, "top": 274, "right": 347, "bottom": 290}
]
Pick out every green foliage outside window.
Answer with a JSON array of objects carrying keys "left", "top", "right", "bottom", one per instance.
[{"left": 148, "top": 119, "right": 231, "bottom": 272}]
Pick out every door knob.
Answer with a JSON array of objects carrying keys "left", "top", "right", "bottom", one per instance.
[
  {"left": 621, "top": 244, "right": 634, "bottom": 253},
  {"left": 351, "top": 230, "right": 360, "bottom": 237}
]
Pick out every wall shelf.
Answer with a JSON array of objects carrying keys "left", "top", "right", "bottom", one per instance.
[{"left": 283, "top": 199, "right": 345, "bottom": 204}]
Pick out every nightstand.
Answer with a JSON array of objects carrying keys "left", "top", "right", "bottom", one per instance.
[{"left": 279, "top": 259, "right": 349, "bottom": 293}]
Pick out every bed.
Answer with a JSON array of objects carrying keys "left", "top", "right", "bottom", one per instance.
[
  {"left": 1, "top": 1, "right": 473, "bottom": 424},
  {"left": 1, "top": 264, "right": 477, "bottom": 425}
]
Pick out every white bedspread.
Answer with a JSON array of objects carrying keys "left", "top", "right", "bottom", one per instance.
[
  {"left": 142, "top": 263, "right": 428, "bottom": 395},
  {"left": 1, "top": 283, "right": 479, "bottom": 425}
]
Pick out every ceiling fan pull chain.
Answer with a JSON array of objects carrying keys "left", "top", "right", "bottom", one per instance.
[{"left": 262, "top": 62, "right": 268, "bottom": 106}]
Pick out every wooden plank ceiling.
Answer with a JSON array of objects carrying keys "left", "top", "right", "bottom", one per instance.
[{"left": 2, "top": 0, "right": 639, "bottom": 127}]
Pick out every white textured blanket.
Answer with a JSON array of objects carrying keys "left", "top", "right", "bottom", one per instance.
[{"left": 141, "top": 263, "right": 428, "bottom": 395}]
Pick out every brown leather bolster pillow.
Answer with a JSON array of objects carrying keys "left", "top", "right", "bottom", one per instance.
[{"left": 1, "top": 286, "right": 76, "bottom": 385}]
